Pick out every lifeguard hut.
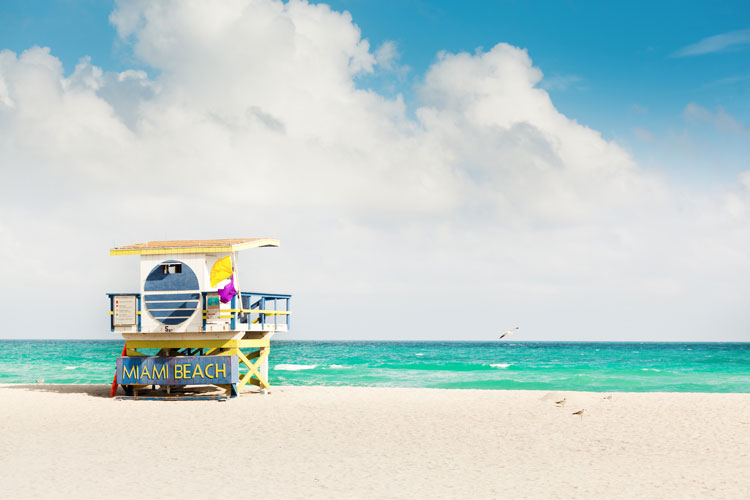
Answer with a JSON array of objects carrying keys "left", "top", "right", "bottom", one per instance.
[{"left": 108, "top": 238, "right": 291, "bottom": 398}]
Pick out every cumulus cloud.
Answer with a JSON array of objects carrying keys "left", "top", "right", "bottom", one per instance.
[{"left": 1, "top": 0, "right": 749, "bottom": 341}]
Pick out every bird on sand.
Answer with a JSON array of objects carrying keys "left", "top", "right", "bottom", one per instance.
[
  {"left": 499, "top": 327, "right": 520, "bottom": 339},
  {"left": 603, "top": 395, "right": 612, "bottom": 400},
  {"left": 572, "top": 409, "right": 585, "bottom": 419},
  {"left": 555, "top": 398, "right": 566, "bottom": 407}
]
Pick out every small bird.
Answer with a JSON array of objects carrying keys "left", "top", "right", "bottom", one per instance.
[
  {"left": 499, "top": 327, "right": 519, "bottom": 339},
  {"left": 603, "top": 395, "right": 612, "bottom": 400},
  {"left": 555, "top": 398, "right": 566, "bottom": 407},
  {"left": 572, "top": 409, "right": 585, "bottom": 419}
]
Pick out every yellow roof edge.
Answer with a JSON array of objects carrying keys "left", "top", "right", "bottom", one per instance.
[
  {"left": 110, "top": 238, "right": 280, "bottom": 256},
  {"left": 230, "top": 238, "right": 280, "bottom": 252}
]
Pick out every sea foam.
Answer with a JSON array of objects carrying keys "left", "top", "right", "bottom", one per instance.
[{"left": 274, "top": 364, "right": 318, "bottom": 371}]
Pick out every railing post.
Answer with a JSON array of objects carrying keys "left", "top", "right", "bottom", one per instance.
[
  {"left": 137, "top": 294, "right": 141, "bottom": 332},
  {"left": 231, "top": 294, "right": 236, "bottom": 330},
  {"left": 201, "top": 292, "right": 206, "bottom": 331},
  {"left": 261, "top": 297, "right": 265, "bottom": 327}
]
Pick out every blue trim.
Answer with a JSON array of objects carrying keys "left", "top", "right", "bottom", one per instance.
[
  {"left": 144, "top": 301, "right": 199, "bottom": 310},
  {"left": 118, "top": 396, "right": 228, "bottom": 401},
  {"left": 202, "top": 294, "right": 207, "bottom": 331},
  {"left": 230, "top": 295, "right": 236, "bottom": 330},
  {"left": 159, "top": 317, "right": 194, "bottom": 326},
  {"left": 144, "top": 293, "right": 200, "bottom": 301},
  {"left": 137, "top": 295, "right": 142, "bottom": 332},
  {"left": 149, "top": 309, "right": 196, "bottom": 318}
]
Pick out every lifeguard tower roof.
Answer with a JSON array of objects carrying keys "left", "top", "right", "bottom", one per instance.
[{"left": 110, "top": 238, "right": 280, "bottom": 256}]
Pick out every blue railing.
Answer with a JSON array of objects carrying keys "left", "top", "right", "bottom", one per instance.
[
  {"left": 240, "top": 292, "right": 292, "bottom": 331},
  {"left": 109, "top": 291, "right": 291, "bottom": 332},
  {"left": 200, "top": 291, "right": 291, "bottom": 331}
]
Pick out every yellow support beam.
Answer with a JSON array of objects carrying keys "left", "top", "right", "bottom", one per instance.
[
  {"left": 236, "top": 348, "right": 270, "bottom": 391},
  {"left": 126, "top": 339, "right": 238, "bottom": 349},
  {"left": 237, "top": 368, "right": 255, "bottom": 391},
  {"left": 238, "top": 339, "right": 270, "bottom": 349}
]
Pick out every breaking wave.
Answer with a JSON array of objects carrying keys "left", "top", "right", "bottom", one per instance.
[{"left": 274, "top": 364, "right": 318, "bottom": 371}]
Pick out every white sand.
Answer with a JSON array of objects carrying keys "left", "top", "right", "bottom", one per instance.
[{"left": 1, "top": 385, "right": 749, "bottom": 499}]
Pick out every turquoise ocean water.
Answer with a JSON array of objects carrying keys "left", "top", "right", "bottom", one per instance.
[{"left": 0, "top": 340, "right": 748, "bottom": 392}]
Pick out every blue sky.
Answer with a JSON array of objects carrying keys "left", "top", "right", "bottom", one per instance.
[
  {"left": 329, "top": 0, "right": 750, "bottom": 187},
  {"left": 2, "top": 0, "right": 748, "bottom": 187},
  {"left": 1, "top": 1, "right": 749, "bottom": 341}
]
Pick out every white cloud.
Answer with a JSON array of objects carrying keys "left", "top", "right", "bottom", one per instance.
[
  {"left": 374, "top": 40, "right": 399, "bottom": 70},
  {"left": 683, "top": 102, "right": 750, "bottom": 138},
  {"left": 538, "top": 74, "right": 583, "bottom": 91},
  {"left": 1, "top": 0, "right": 749, "bottom": 341},
  {"left": 740, "top": 171, "right": 750, "bottom": 191},
  {"left": 633, "top": 127, "right": 655, "bottom": 142},
  {"left": 673, "top": 29, "right": 750, "bottom": 57}
]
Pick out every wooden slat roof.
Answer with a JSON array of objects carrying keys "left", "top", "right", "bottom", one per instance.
[{"left": 110, "top": 238, "right": 279, "bottom": 256}]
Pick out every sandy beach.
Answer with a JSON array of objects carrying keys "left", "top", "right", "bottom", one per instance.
[{"left": 1, "top": 385, "right": 748, "bottom": 499}]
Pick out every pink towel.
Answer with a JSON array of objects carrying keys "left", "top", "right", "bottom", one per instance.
[{"left": 218, "top": 276, "right": 237, "bottom": 303}]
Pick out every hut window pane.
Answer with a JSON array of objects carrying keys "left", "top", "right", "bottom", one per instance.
[{"left": 162, "top": 263, "right": 182, "bottom": 274}]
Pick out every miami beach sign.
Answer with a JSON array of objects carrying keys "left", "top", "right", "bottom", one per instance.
[{"left": 117, "top": 356, "right": 239, "bottom": 385}]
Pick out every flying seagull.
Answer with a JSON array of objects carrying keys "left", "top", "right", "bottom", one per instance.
[
  {"left": 499, "top": 327, "right": 520, "bottom": 339},
  {"left": 572, "top": 409, "right": 585, "bottom": 419}
]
